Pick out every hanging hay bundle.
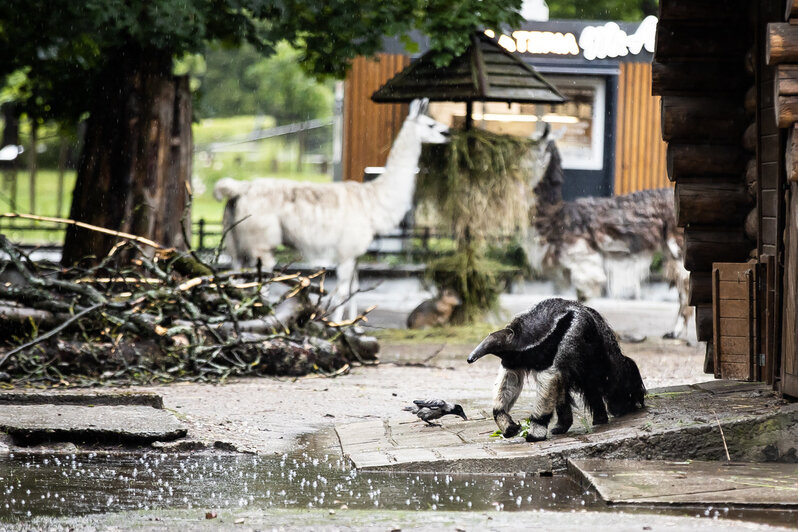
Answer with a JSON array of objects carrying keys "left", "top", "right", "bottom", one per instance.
[
  {"left": 417, "top": 128, "right": 540, "bottom": 241},
  {"left": 416, "top": 128, "right": 541, "bottom": 322}
]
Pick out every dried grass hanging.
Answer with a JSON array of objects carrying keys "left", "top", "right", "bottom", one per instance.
[
  {"left": 417, "top": 128, "right": 539, "bottom": 242},
  {"left": 416, "top": 128, "right": 541, "bottom": 322}
]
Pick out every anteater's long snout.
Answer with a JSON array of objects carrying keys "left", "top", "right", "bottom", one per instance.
[
  {"left": 467, "top": 337, "right": 491, "bottom": 364},
  {"left": 468, "top": 330, "right": 508, "bottom": 364}
]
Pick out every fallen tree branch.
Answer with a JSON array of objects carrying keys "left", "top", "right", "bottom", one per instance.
[
  {"left": 0, "top": 212, "right": 165, "bottom": 250},
  {"left": 0, "top": 302, "right": 104, "bottom": 368}
]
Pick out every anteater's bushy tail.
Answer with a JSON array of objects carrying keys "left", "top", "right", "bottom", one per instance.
[{"left": 606, "top": 355, "right": 646, "bottom": 417}]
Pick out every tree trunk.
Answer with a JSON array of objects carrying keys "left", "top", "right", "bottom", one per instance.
[{"left": 61, "top": 46, "right": 192, "bottom": 267}]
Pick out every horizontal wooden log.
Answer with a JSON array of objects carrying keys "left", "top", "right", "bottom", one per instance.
[
  {"left": 684, "top": 227, "right": 754, "bottom": 271},
  {"left": 666, "top": 143, "right": 745, "bottom": 181},
  {"left": 661, "top": 96, "right": 746, "bottom": 142},
  {"left": 675, "top": 180, "right": 753, "bottom": 227},
  {"left": 655, "top": 23, "right": 749, "bottom": 62},
  {"left": 696, "top": 303, "right": 713, "bottom": 342},
  {"left": 658, "top": 0, "right": 747, "bottom": 21},
  {"left": 767, "top": 23, "right": 798, "bottom": 65},
  {"left": 742, "top": 121, "right": 756, "bottom": 152},
  {"left": 789, "top": 124, "right": 798, "bottom": 181},
  {"left": 744, "top": 85, "right": 756, "bottom": 117},
  {"left": 689, "top": 271, "right": 712, "bottom": 306},
  {"left": 788, "top": 0, "right": 798, "bottom": 21},
  {"left": 745, "top": 158, "right": 757, "bottom": 197},
  {"left": 652, "top": 61, "right": 748, "bottom": 95},
  {"left": 776, "top": 95, "right": 798, "bottom": 127},
  {"left": 745, "top": 207, "right": 758, "bottom": 240}
]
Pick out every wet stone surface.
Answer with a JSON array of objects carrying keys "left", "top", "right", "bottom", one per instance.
[{"left": 0, "top": 405, "right": 186, "bottom": 446}]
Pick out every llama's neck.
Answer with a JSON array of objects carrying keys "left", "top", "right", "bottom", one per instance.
[{"left": 366, "top": 122, "right": 422, "bottom": 232}]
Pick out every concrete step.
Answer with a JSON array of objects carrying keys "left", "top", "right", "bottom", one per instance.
[
  {"left": 0, "top": 392, "right": 185, "bottom": 446},
  {"left": 569, "top": 459, "right": 798, "bottom": 507},
  {"left": 335, "top": 381, "right": 798, "bottom": 474}
]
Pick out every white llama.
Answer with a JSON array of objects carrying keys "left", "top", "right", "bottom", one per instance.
[{"left": 214, "top": 98, "right": 449, "bottom": 321}]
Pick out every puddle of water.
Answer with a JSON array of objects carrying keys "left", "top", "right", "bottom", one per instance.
[
  {"left": 0, "top": 452, "right": 796, "bottom": 529},
  {"left": 0, "top": 451, "right": 590, "bottom": 519}
]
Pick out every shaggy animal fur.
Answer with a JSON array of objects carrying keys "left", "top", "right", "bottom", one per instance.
[
  {"left": 214, "top": 99, "right": 449, "bottom": 321},
  {"left": 521, "top": 133, "right": 691, "bottom": 340},
  {"left": 467, "top": 298, "right": 646, "bottom": 441}
]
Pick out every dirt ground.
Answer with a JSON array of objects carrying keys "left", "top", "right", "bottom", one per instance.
[{"left": 133, "top": 338, "right": 706, "bottom": 454}]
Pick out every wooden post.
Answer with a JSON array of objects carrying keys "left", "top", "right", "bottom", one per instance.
[{"left": 788, "top": 124, "right": 798, "bottom": 182}]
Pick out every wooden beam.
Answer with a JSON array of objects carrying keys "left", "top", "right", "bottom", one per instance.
[
  {"left": 666, "top": 143, "right": 744, "bottom": 181},
  {"left": 661, "top": 96, "right": 746, "bottom": 142},
  {"left": 766, "top": 22, "right": 798, "bottom": 65},
  {"left": 675, "top": 180, "right": 753, "bottom": 227},
  {"left": 787, "top": 0, "right": 798, "bottom": 22},
  {"left": 689, "top": 271, "right": 712, "bottom": 306},
  {"left": 655, "top": 23, "right": 748, "bottom": 62},
  {"left": 659, "top": 0, "right": 747, "bottom": 21},
  {"left": 777, "top": 65, "right": 798, "bottom": 127},
  {"left": 652, "top": 61, "right": 748, "bottom": 96},
  {"left": 684, "top": 227, "right": 754, "bottom": 271},
  {"left": 696, "top": 303, "right": 713, "bottom": 342}
]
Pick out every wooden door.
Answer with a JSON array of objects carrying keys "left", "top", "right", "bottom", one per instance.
[{"left": 712, "top": 262, "right": 757, "bottom": 381}]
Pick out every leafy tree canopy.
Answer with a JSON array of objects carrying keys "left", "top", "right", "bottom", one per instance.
[
  {"left": 0, "top": 0, "right": 522, "bottom": 122},
  {"left": 548, "top": 0, "right": 658, "bottom": 21},
  {"left": 195, "top": 43, "right": 334, "bottom": 122}
]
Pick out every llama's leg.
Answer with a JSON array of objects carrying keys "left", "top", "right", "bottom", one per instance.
[
  {"left": 330, "top": 259, "right": 356, "bottom": 322},
  {"left": 526, "top": 368, "right": 562, "bottom": 442},
  {"left": 492, "top": 367, "right": 525, "bottom": 438},
  {"left": 346, "top": 267, "right": 360, "bottom": 320}
]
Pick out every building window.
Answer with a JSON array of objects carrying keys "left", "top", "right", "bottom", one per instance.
[{"left": 428, "top": 75, "right": 606, "bottom": 171}]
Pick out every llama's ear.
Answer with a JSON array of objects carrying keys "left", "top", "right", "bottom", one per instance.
[
  {"left": 418, "top": 98, "right": 429, "bottom": 115},
  {"left": 408, "top": 99, "right": 421, "bottom": 118}
]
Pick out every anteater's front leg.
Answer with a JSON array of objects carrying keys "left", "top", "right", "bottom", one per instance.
[
  {"left": 526, "top": 368, "right": 564, "bottom": 442},
  {"left": 492, "top": 367, "right": 525, "bottom": 437}
]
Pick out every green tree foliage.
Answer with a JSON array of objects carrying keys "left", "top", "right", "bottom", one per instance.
[
  {"left": 0, "top": 0, "right": 523, "bottom": 264},
  {"left": 0, "top": 0, "right": 523, "bottom": 124},
  {"left": 197, "top": 43, "right": 334, "bottom": 123},
  {"left": 548, "top": 0, "right": 658, "bottom": 21}
]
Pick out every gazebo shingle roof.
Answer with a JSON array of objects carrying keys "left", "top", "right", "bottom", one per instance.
[{"left": 372, "top": 32, "right": 565, "bottom": 104}]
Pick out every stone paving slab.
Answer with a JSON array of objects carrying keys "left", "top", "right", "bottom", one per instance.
[
  {"left": 569, "top": 459, "right": 798, "bottom": 507},
  {"left": 335, "top": 381, "right": 798, "bottom": 474},
  {"left": 0, "top": 404, "right": 186, "bottom": 445}
]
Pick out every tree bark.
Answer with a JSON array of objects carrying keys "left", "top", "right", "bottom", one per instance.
[{"left": 61, "top": 46, "right": 192, "bottom": 267}]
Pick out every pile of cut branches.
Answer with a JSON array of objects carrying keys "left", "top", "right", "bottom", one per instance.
[{"left": 0, "top": 227, "right": 377, "bottom": 387}]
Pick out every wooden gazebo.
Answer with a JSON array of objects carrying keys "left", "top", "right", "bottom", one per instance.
[{"left": 371, "top": 32, "right": 565, "bottom": 128}]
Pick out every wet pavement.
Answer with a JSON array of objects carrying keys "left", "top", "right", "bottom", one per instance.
[
  {"left": 2, "top": 451, "right": 797, "bottom": 530},
  {"left": 1, "top": 283, "right": 796, "bottom": 529}
]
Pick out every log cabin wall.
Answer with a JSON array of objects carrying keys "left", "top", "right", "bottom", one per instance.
[
  {"left": 614, "top": 61, "right": 669, "bottom": 195},
  {"left": 343, "top": 54, "right": 410, "bottom": 182},
  {"left": 655, "top": 0, "right": 798, "bottom": 398},
  {"left": 652, "top": 0, "right": 755, "bottom": 369},
  {"left": 768, "top": 0, "right": 798, "bottom": 398}
]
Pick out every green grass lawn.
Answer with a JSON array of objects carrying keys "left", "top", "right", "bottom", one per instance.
[{"left": 1, "top": 115, "right": 332, "bottom": 247}]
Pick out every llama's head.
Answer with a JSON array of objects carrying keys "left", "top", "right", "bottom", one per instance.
[{"left": 407, "top": 98, "right": 449, "bottom": 144}]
